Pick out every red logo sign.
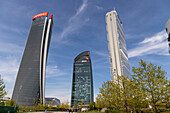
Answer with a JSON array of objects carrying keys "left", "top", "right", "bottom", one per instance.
[{"left": 33, "top": 12, "right": 48, "bottom": 20}]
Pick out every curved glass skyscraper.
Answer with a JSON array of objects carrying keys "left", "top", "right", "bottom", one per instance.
[
  {"left": 12, "top": 12, "right": 53, "bottom": 106},
  {"left": 71, "top": 51, "right": 94, "bottom": 107}
]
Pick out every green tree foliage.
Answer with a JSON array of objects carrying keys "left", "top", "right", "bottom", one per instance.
[
  {"left": 96, "top": 60, "right": 169, "bottom": 113},
  {"left": 24, "top": 99, "right": 28, "bottom": 107},
  {"left": 6, "top": 100, "right": 17, "bottom": 107},
  {"left": 0, "top": 75, "right": 7, "bottom": 99},
  {"left": 44, "top": 103, "right": 48, "bottom": 109},
  {"left": 49, "top": 101, "right": 53, "bottom": 109},
  {"left": 33, "top": 98, "right": 37, "bottom": 110},
  {"left": 164, "top": 81, "right": 170, "bottom": 108},
  {"left": 95, "top": 94, "right": 105, "bottom": 109},
  {"left": 118, "top": 75, "right": 131, "bottom": 113},
  {"left": 80, "top": 101, "right": 83, "bottom": 109},
  {"left": 73, "top": 102, "right": 78, "bottom": 108},
  {"left": 37, "top": 97, "right": 43, "bottom": 109},
  {"left": 60, "top": 101, "right": 70, "bottom": 109},
  {"left": 128, "top": 75, "right": 148, "bottom": 111},
  {"left": 89, "top": 102, "right": 95, "bottom": 110},
  {"left": 96, "top": 80, "right": 123, "bottom": 110},
  {"left": 132, "top": 60, "right": 169, "bottom": 113}
]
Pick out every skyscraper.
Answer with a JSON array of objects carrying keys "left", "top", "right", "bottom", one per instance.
[
  {"left": 165, "top": 19, "right": 170, "bottom": 54},
  {"left": 12, "top": 12, "right": 53, "bottom": 106},
  {"left": 71, "top": 51, "right": 93, "bottom": 107},
  {"left": 105, "top": 10, "right": 130, "bottom": 80}
]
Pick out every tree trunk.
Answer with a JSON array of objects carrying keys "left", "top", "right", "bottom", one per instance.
[
  {"left": 125, "top": 101, "right": 128, "bottom": 113},
  {"left": 153, "top": 103, "right": 158, "bottom": 113}
]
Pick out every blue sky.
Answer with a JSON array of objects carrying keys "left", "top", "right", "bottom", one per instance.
[{"left": 1, "top": 0, "right": 170, "bottom": 103}]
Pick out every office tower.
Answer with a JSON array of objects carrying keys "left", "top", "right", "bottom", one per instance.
[
  {"left": 165, "top": 19, "right": 170, "bottom": 54},
  {"left": 105, "top": 10, "right": 131, "bottom": 80},
  {"left": 71, "top": 51, "right": 93, "bottom": 107},
  {"left": 12, "top": 12, "right": 53, "bottom": 106}
]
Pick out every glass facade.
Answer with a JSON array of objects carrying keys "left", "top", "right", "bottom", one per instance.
[
  {"left": 106, "top": 10, "right": 131, "bottom": 80},
  {"left": 71, "top": 51, "right": 93, "bottom": 107},
  {"left": 115, "top": 14, "right": 131, "bottom": 77},
  {"left": 12, "top": 12, "right": 53, "bottom": 106},
  {"left": 45, "top": 98, "right": 60, "bottom": 107}
]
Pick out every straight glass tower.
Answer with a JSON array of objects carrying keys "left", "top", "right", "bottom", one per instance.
[
  {"left": 12, "top": 12, "right": 53, "bottom": 106},
  {"left": 71, "top": 51, "right": 94, "bottom": 107},
  {"left": 106, "top": 10, "right": 131, "bottom": 80}
]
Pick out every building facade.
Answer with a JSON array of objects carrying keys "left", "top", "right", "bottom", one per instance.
[
  {"left": 106, "top": 10, "right": 130, "bottom": 80},
  {"left": 165, "top": 19, "right": 170, "bottom": 54},
  {"left": 71, "top": 51, "right": 93, "bottom": 107},
  {"left": 45, "top": 98, "right": 60, "bottom": 107},
  {"left": 12, "top": 12, "right": 53, "bottom": 106}
]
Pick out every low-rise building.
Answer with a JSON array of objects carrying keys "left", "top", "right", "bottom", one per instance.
[{"left": 45, "top": 97, "right": 60, "bottom": 107}]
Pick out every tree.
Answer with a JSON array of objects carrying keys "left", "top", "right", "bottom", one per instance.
[
  {"left": 128, "top": 76, "right": 148, "bottom": 111},
  {"left": 95, "top": 94, "right": 105, "bottom": 109},
  {"left": 49, "top": 101, "right": 53, "bottom": 109},
  {"left": 132, "top": 59, "right": 169, "bottom": 113},
  {"left": 80, "top": 101, "right": 83, "bottom": 110},
  {"left": 24, "top": 99, "right": 28, "bottom": 107},
  {"left": 64, "top": 100, "right": 70, "bottom": 109},
  {"left": 37, "top": 97, "right": 43, "bottom": 109},
  {"left": 119, "top": 75, "right": 131, "bottom": 113},
  {"left": 33, "top": 98, "right": 37, "bottom": 110},
  {"left": 6, "top": 100, "right": 16, "bottom": 106},
  {"left": 0, "top": 75, "right": 7, "bottom": 100},
  {"left": 96, "top": 80, "right": 123, "bottom": 110},
  {"left": 74, "top": 102, "right": 78, "bottom": 108},
  {"left": 164, "top": 80, "right": 170, "bottom": 108},
  {"left": 89, "top": 102, "right": 95, "bottom": 110},
  {"left": 60, "top": 100, "right": 70, "bottom": 109},
  {"left": 44, "top": 103, "right": 48, "bottom": 109}
]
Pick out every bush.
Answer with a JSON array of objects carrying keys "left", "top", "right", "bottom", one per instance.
[
  {"left": 105, "top": 109, "right": 119, "bottom": 113},
  {"left": 111, "top": 109, "right": 119, "bottom": 113},
  {"left": 35, "top": 107, "right": 45, "bottom": 111},
  {"left": 105, "top": 109, "right": 110, "bottom": 113},
  {"left": 166, "top": 102, "right": 170, "bottom": 108},
  {"left": 141, "top": 108, "right": 152, "bottom": 113},
  {"left": 157, "top": 108, "right": 169, "bottom": 112}
]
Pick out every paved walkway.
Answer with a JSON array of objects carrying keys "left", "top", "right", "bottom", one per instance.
[{"left": 27, "top": 111, "right": 71, "bottom": 113}]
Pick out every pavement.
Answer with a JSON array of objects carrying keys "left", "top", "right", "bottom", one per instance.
[{"left": 27, "top": 111, "right": 71, "bottom": 113}]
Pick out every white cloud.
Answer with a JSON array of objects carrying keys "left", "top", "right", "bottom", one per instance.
[
  {"left": 92, "top": 51, "right": 107, "bottom": 57},
  {"left": 0, "top": 23, "right": 27, "bottom": 36},
  {"left": 46, "top": 65, "right": 68, "bottom": 78},
  {"left": 0, "top": 56, "right": 20, "bottom": 98},
  {"left": 128, "top": 30, "right": 169, "bottom": 58},
  {"left": 73, "top": 0, "right": 88, "bottom": 19},
  {"left": 0, "top": 42, "right": 23, "bottom": 54},
  {"left": 0, "top": 57, "right": 19, "bottom": 83},
  {"left": 96, "top": 6, "right": 103, "bottom": 11},
  {"left": 55, "top": 0, "right": 88, "bottom": 43}
]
